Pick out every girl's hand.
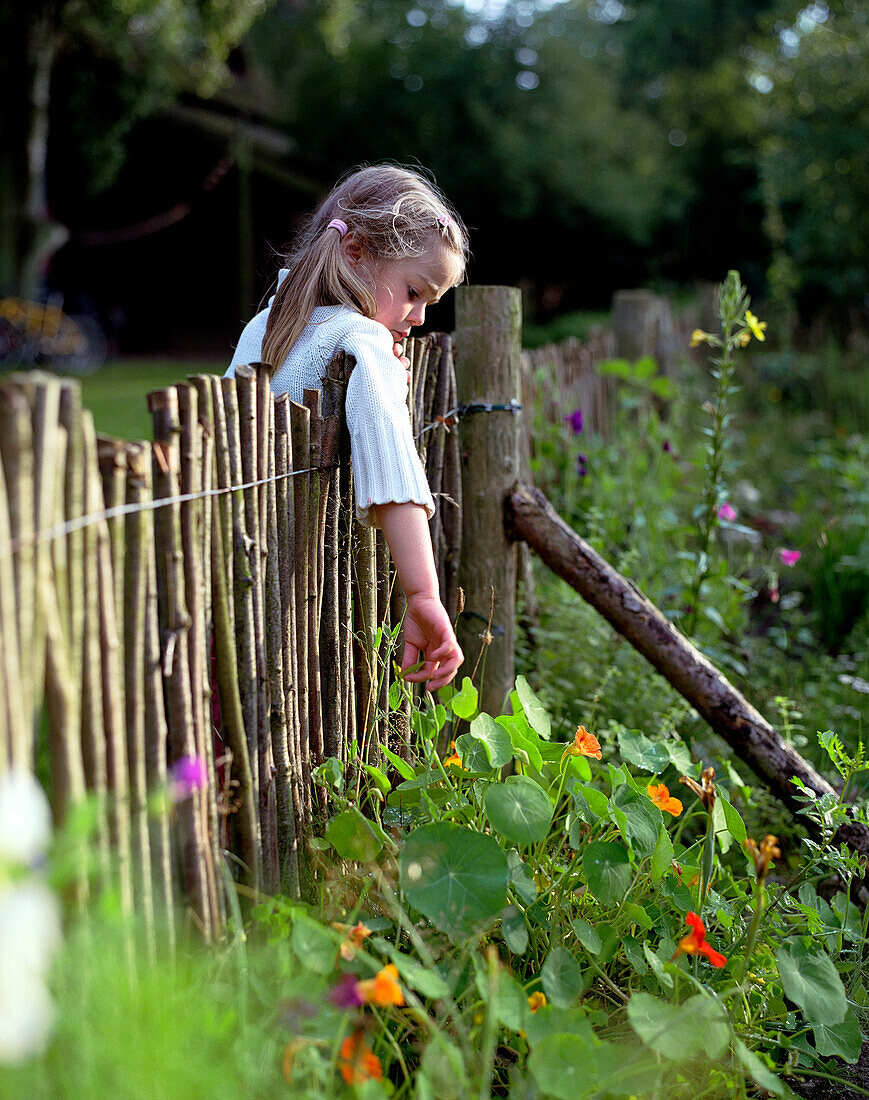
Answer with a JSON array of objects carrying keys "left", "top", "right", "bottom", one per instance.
[
  {"left": 400, "top": 593, "right": 463, "bottom": 692},
  {"left": 393, "top": 340, "right": 411, "bottom": 385}
]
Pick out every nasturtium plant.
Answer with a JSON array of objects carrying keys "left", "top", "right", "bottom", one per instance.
[
  {"left": 399, "top": 822, "right": 508, "bottom": 941},
  {"left": 325, "top": 807, "right": 384, "bottom": 862},
  {"left": 628, "top": 991, "right": 730, "bottom": 1062},
  {"left": 484, "top": 775, "right": 553, "bottom": 845},
  {"left": 776, "top": 938, "right": 848, "bottom": 1027},
  {"left": 514, "top": 674, "right": 552, "bottom": 740},
  {"left": 582, "top": 839, "right": 632, "bottom": 907},
  {"left": 541, "top": 946, "right": 587, "bottom": 1007}
]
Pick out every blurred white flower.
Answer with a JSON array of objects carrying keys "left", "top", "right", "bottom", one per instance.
[
  {"left": 0, "top": 966, "right": 57, "bottom": 1064},
  {"left": 0, "top": 769, "right": 61, "bottom": 1064},
  {"left": 0, "top": 882, "right": 62, "bottom": 978},
  {"left": 0, "top": 769, "right": 53, "bottom": 866}
]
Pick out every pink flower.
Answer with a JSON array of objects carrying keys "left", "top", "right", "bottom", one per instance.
[
  {"left": 717, "top": 502, "right": 737, "bottom": 522},
  {"left": 170, "top": 756, "right": 207, "bottom": 800},
  {"left": 564, "top": 408, "right": 584, "bottom": 435},
  {"left": 328, "top": 974, "right": 363, "bottom": 1009},
  {"left": 779, "top": 549, "right": 801, "bottom": 567}
]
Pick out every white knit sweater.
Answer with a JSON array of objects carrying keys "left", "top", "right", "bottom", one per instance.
[{"left": 226, "top": 274, "right": 434, "bottom": 528}]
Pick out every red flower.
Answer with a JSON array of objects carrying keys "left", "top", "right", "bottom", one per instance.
[{"left": 673, "top": 912, "right": 727, "bottom": 968}]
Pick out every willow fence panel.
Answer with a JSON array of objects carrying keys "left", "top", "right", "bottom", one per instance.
[
  {"left": 0, "top": 333, "right": 461, "bottom": 941},
  {"left": 0, "top": 316, "right": 631, "bottom": 941}
]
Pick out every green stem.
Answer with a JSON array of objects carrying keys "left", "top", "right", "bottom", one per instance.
[
  {"left": 786, "top": 1069, "right": 869, "bottom": 1098},
  {"left": 698, "top": 807, "right": 716, "bottom": 919}
]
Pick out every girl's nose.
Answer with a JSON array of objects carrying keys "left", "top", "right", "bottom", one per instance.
[{"left": 408, "top": 302, "right": 425, "bottom": 326}]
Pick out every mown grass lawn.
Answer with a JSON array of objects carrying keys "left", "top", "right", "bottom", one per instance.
[{"left": 78, "top": 357, "right": 226, "bottom": 440}]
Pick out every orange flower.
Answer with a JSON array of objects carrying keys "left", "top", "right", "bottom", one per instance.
[
  {"left": 672, "top": 912, "right": 727, "bottom": 968},
  {"left": 647, "top": 782, "right": 683, "bottom": 817},
  {"left": 563, "top": 725, "right": 602, "bottom": 761},
  {"left": 356, "top": 963, "right": 405, "bottom": 1007},
  {"left": 332, "top": 920, "right": 371, "bottom": 961},
  {"left": 744, "top": 835, "right": 781, "bottom": 885},
  {"left": 338, "top": 1031, "right": 383, "bottom": 1085},
  {"left": 444, "top": 740, "right": 464, "bottom": 768},
  {"left": 679, "top": 765, "right": 716, "bottom": 812},
  {"left": 527, "top": 991, "right": 547, "bottom": 1013}
]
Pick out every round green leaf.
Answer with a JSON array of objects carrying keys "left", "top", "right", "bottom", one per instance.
[
  {"left": 571, "top": 917, "right": 602, "bottom": 956},
  {"left": 541, "top": 946, "right": 587, "bottom": 1007},
  {"left": 454, "top": 732, "right": 491, "bottom": 773},
  {"left": 582, "top": 840, "right": 632, "bottom": 907},
  {"left": 469, "top": 712, "right": 514, "bottom": 767},
  {"left": 484, "top": 775, "right": 553, "bottom": 845},
  {"left": 515, "top": 674, "right": 551, "bottom": 740},
  {"left": 324, "top": 808, "right": 382, "bottom": 862},
  {"left": 400, "top": 823, "right": 508, "bottom": 941},
  {"left": 448, "top": 676, "right": 478, "bottom": 720},
  {"left": 611, "top": 786, "right": 661, "bottom": 859},
  {"left": 776, "top": 940, "right": 848, "bottom": 1026},
  {"left": 501, "top": 905, "right": 529, "bottom": 955},
  {"left": 388, "top": 950, "right": 450, "bottom": 1000},
  {"left": 528, "top": 1033, "right": 598, "bottom": 1099},
  {"left": 628, "top": 991, "right": 730, "bottom": 1062},
  {"left": 813, "top": 1008, "right": 863, "bottom": 1062},
  {"left": 290, "top": 914, "right": 338, "bottom": 974},
  {"left": 420, "top": 1034, "right": 468, "bottom": 1100}
]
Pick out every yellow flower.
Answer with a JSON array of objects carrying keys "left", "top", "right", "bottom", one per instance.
[
  {"left": 562, "top": 725, "right": 602, "bottom": 761},
  {"left": 745, "top": 309, "right": 767, "bottom": 341},
  {"left": 647, "top": 781, "right": 683, "bottom": 817},
  {"left": 527, "top": 992, "right": 547, "bottom": 1013},
  {"left": 738, "top": 331, "right": 751, "bottom": 347},
  {"left": 690, "top": 329, "right": 712, "bottom": 348}
]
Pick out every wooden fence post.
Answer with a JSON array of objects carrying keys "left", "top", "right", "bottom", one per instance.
[
  {"left": 611, "top": 288, "right": 678, "bottom": 378},
  {"left": 454, "top": 286, "right": 522, "bottom": 717}
]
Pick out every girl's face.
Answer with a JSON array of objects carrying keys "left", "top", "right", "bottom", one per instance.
[{"left": 367, "top": 246, "right": 461, "bottom": 343}]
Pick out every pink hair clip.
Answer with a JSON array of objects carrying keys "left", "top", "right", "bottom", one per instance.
[
  {"left": 327, "top": 218, "right": 348, "bottom": 238},
  {"left": 437, "top": 214, "right": 450, "bottom": 229}
]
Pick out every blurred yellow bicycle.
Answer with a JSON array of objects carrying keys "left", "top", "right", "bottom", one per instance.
[{"left": 0, "top": 296, "right": 106, "bottom": 374}]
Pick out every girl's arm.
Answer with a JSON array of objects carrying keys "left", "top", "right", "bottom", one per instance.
[{"left": 373, "top": 501, "right": 463, "bottom": 691}]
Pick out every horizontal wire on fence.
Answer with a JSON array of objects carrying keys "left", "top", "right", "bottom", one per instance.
[
  {"left": 416, "top": 399, "right": 523, "bottom": 438},
  {"left": 0, "top": 463, "right": 333, "bottom": 558}
]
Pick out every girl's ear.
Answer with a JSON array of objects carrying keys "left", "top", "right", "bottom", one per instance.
[{"left": 341, "top": 232, "right": 365, "bottom": 268}]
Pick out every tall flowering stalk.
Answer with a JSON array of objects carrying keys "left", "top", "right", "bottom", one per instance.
[
  {"left": 684, "top": 271, "right": 766, "bottom": 637},
  {"left": 739, "top": 835, "right": 781, "bottom": 983},
  {"left": 680, "top": 766, "right": 717, "bottom": 920}
]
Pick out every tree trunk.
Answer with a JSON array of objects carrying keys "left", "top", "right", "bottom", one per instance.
[
  {"left": 505, "top": 482, "right": 869, "bottom": 872},
  {"left": 0, "top": 8, "right": 68, "bottom": 296}
]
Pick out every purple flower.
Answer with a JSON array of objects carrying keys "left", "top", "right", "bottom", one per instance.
[
  {"left": 170, "top": 756, "right": 207, "bottom": 800},
  {"left": 662, "top": 440, "right": 672, "bottom": 453},
  {"left": 329, "top": 973, "right": 363, "bottom": 1009},
  {"left": 564, "top": 408, "right": 584, "bottom": 435},
  {"left": 576, "top": 454, "right": 588, "bottom": 477},
  {"left": 717, "top": 502, "right": 737, "bottom": 522},
  {"left": 779, "top": 549, "right": 801, "bottom": 567}
]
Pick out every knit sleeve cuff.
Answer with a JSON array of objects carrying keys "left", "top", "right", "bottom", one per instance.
[{"left": 350, "top": 414, "right": 435, "bottom": 528}]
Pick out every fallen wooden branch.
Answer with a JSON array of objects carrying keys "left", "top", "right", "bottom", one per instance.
[{"left": 505, "top": 482, "right": 869, "bottom": 875}]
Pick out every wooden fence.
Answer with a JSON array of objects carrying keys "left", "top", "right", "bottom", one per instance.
[
  {"left": 0, "top": 290, "right": 670, "bottom": 943},
  {"left": 0, "top": 334, "right": 461, "bottom": 943}
]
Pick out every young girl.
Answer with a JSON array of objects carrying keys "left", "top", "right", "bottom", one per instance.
[{"left": 227, "top": 164, "right": 469, "bottom": 691}]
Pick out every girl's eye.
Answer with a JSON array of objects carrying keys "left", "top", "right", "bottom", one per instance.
[{"left": 408, "top": 287, "right": 419, "bottom": 301}]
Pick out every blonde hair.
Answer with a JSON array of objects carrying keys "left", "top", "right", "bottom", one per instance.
[{"left": 261, "top": 164, "right": 469, "bottom": 373}]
